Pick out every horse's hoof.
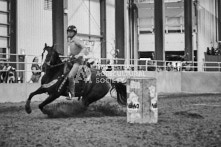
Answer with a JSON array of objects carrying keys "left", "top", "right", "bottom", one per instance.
[
  {"left": 39, "top": 105, "right": 47, "bottom": 114},
  {"left": 25, "top": 104, "right": 32, "bottom": 114},
  {"left": 25, "top": 100, "right": 32, "bottom": 114},
  {"left": 41, "top": 109, "right": 47, "bottom": 114}
]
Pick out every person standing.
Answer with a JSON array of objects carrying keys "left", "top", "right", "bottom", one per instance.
[
  {"left": 29, "top": 56, "right": 41, "bottom": 83},
  {"left": 0, "top": 60, "right": 6, "bottom": 83}
]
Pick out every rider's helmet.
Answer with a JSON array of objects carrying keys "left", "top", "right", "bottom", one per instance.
[{"left": 67, "top": 25, "right": 77, "bottom": 34}]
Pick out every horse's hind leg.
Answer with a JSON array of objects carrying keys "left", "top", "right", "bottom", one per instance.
[
  {"left": 82, "top": 91, "right": 108, "bottom": 107},
  {"left": 38, "top": 94, "right": 59, "bottom": 114},
  {"left": 25, "top": 87, "right": 46, "bottom": 114}
]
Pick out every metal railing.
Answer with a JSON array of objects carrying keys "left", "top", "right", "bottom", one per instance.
[
  {"left": 86, "top": 58, "right": 221, "bottom": 72},
  {"left": 1, "top": 53, "right": 221, "bottom": 83}
]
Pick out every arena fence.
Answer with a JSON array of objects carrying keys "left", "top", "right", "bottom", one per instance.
[
  {"left": 1, "top": 53, "right": 221, "bottom": 83},
  {"left": 1, "top": 71, "right": 221, "bottom": 103},
  {"left": 1, "top": 53, "right": 221, "bottom": 103}
]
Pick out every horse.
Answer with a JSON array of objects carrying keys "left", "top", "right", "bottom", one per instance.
[{"left": 25, "top": 44, "right": 127, "bottom": 114}]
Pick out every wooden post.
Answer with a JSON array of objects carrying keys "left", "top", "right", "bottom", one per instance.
[{"left": 127, "top": 78, "right": 158, "bottom": 123}]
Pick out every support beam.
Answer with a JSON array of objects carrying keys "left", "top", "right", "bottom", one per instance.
[
  {"left": 154, "top": 0, "right": 165, "bottom": 61},
  {"left": 132, "top": 2, "right": 139, "bottom": 70},
  {"left": 184, "top": 0, "right": 193, "bottom": 61},
  {"left": 218, "top": 0, "right": 221, "bottom": 43},
  {"left": 52, "top": 0, "right": 64, "bottom": 54},
  {"left": 115, "top": 0, "right": 125, "bottom": 63},
  {"left": 100, "top": 0, "right": 106, "bottom": 63},
  {"left": 130, "top": 1, "right": 139, "bottom": 61},
  {"left": 129, "top": 0, "right": 133, "bottom": 60},
  {"left": 10, "top": 0, "right": 17, "bottom": 63},
  {"left": 133, "top": 4, "right": 139, "bottom": 61}
]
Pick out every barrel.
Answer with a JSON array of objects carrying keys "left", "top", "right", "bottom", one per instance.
[{"left": 127, "top": 77, "right": 158, "bottom": 123}]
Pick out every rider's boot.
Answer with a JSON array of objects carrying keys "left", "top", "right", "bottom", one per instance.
[{"left": 66, "top": 79, "right": 75, "bottom": 100}]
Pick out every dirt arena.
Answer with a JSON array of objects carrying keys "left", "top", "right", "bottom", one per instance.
[{"left": 0, "top": 93, "right": 221, "bottom": 147}]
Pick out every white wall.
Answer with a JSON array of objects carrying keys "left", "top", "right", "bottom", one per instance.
[
  {"left": 68, "top": 0, "right": 101, "bottom": 59},
  {"left": 67, "top": 0, "right": 115, "bottom": 61},
  {"left": 106, "top": 0, "right": 115, "bottom": 60},
  {"left": 17, "top": 0, "right": 53, "bottom": 81},
  {"left": 2, "top": 71, "right": 221, "bottom": 103},
  {"left": 139, "top": 33, "right": 188, "bottom": 52},
  {"left": 16, "top": 0, "right": 116, "bottom": 59},
  {"left": 17, "top": 0, "right": 53, "bottom": 55},
  {"left": 68, "top": 0, "right": 100, "bottom": 35},
  {"left": 197, "top": 0, "right": 217, "bottom": 71},
  {"left": 16, "top": 0, "right": 116, "bottom": 80}
]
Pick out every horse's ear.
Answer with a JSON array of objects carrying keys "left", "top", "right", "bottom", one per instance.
[{"left": 45, "top": 43, "right": 47, "bottom": 47}]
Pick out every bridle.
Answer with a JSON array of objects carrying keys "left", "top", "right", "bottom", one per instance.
[{"left": 42, "top": 46, "right": 65, "bottom": 69}]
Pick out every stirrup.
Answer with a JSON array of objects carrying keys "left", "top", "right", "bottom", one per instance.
[{"left": 66, "top": 92, "right": 73, "bottom": 100}]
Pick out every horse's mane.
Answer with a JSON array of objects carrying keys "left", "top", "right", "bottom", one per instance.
[{"left": 52, "top": 49, "right": 62, "bottom": 64}]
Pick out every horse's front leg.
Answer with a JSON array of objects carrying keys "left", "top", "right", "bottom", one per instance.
[
  {"left": 38, "top": 94, "right": 60, "bottom": 114},
  {"left": 25, "top": 87, "right": 46, "bottom": 114}
]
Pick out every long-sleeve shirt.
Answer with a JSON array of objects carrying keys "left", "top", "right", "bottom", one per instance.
[{"left": 68, "top": 37, "right": 87, "bottom": 57}]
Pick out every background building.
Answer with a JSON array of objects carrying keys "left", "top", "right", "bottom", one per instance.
[
  {"left": 0, "top": 0, "right": 220, "bottom": 78},
  {"left": 138, "top": 0, "right": 197, "bottom": 59}
]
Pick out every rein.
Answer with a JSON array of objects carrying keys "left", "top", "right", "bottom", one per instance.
[{"left": 46, "top": 62, "right": 66, "bottom": 69}]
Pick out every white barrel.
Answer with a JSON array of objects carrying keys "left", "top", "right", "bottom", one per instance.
[{"left": 127, "top": 77, "right": 158, "bottom": 123}]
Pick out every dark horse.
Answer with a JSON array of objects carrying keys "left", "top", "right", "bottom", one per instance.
[{"left": 25, "top": 44, "right": 127, "bottom": 114}]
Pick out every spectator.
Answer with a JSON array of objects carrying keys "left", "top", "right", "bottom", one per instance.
[
  {"left": 211, "top": 47, "right": 215, "bottom": 55},
  {"left": 166, "top": 62, "right": 172, "bottom": 71},
  {"left": 177, "top": 62, "right": 181, "bottom": 71},
  {"left": 106, "top": 59, "right": 112, "bottom": 71},
  {"left": 147, "top": 60, "right": 156, "bottom": 71},
  {"left": 172, "top": 62, "right": 177, "bottom": 71},
  {"left": 0, "top": 60, "right": 6, "bottom": 83},
  {"left": 0, "top": 60, "right": 16, "bottom": 83},
  {"left": 207, "top": 47, "right": 211, "bottom": 55},
  {"left": 6, "top": 62, "right": 16, "bottom": 83},
  {"left": 29, "top": 56, "right": 41, "bottom": 83}
]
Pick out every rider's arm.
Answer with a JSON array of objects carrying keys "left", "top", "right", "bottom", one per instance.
[
  {"left": 75, "top": 48, "right": 89, "bottom": 58},
  {"left": 80, "top": 48, "right": 88, "bottom": 56},
  {"left": 72, "top": 37, "right": 86, "bottom": 49}
]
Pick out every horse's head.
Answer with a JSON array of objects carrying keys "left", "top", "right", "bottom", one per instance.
[{"left": 42, "top": 43, "right": 61, "bottom": 72}]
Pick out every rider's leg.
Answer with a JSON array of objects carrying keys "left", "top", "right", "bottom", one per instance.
[{"left": 68, "top": 63, "right": 80, "bottom": 98}]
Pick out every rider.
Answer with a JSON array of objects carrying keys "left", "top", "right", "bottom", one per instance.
[{"left": 67, "top": 25, "right": 88, "bottom": 99}]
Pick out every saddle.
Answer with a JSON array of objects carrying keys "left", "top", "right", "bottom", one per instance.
[{"left": 63, "top": 58, "right": 92, "bottom": 97}]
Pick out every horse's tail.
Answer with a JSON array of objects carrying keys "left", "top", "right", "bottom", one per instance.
[{"left": 110, "top": 80, "right": 127, "bottom": 106}]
